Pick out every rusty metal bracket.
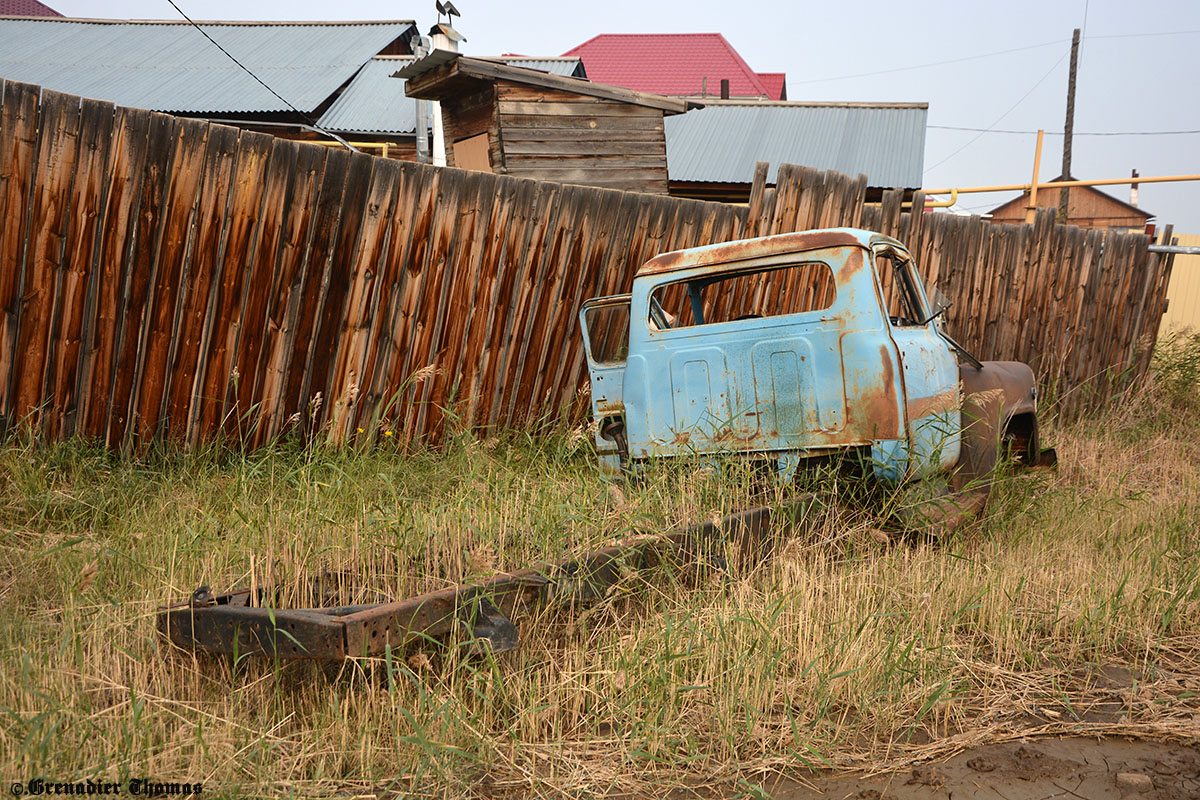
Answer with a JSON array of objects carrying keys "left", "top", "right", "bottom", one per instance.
[
  {"left": 1034, "top": 447, "right": 1058, "bottom": 468},
  {"left": 458, "top": 596, "right": 519, "bottom": 655},
  {"left": 157, "top": 500, "right": 812, "bottom": 661}
]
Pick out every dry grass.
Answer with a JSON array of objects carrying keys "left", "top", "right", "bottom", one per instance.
[{"left": 2, "top": 336, "right": 1199, "bottom": 798}]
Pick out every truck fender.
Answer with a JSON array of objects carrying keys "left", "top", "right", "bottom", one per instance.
[{"left": 952, "top": 361, "right": 1040, "bottom": 491}]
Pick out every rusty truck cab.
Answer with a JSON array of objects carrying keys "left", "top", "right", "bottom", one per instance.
[{"left": 581, "top": 228, "right": 1027, "bottom": 483}]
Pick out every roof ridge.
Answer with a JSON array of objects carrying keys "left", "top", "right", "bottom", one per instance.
[
  {"left": 711, "top": 32, "right": 770, "bottom": 96},
  {"left": 699, "top": 99, "right": 928, "bottom": 108},
  {"left": 573, "top": 32, "right": 729, "bottom": 38},
  {"left": 0, "top": 16, "right": 416, "bottom": 25},
  {"left": 370, "top": 54, "right": 579, "bottom": 62},
  {"left": 560, "top": 32, "right": 604, "bottom": 56}
]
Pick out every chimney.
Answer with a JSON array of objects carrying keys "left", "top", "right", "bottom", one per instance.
[
  {"left": 701, "top": 76, "right": 707, "bottom": 98},
  {"left": 720, "top": 78, "right": 729, "bottom": 99},
  {"left": 428, "top": 22, "right": 465, "bottom": 168},
  {"left": 1130, "top": 169, "right": 1140, "bottom": 207},
  {"left": 413, "top": 36, "right": 430, "bottom": 164}
]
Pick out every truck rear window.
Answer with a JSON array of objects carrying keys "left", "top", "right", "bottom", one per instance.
[{"left": 648, "top": 261, "right": 836, "bottom": 329}]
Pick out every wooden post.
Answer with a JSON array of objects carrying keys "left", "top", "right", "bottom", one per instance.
[
  {"left": 1024, "top": 129, "right": 1044, "bottom": 224},
  {"left": 745, "top": 161, "right": 769, "bottom": 238}
]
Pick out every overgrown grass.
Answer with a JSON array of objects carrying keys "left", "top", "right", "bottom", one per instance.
[{"left": 2, "top": 338, "right": 1199, "bottom": 798}]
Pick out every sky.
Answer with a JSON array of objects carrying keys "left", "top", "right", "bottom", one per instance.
[{"left": 49, "top": 0, "right": 1200, "bottom": 234}]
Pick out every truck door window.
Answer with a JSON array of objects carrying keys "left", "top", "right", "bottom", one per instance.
[
  {"left": 648, "top": 261, "right": 836, "bottom": 329},
  {"left": 584, "top": 303, "right": 630, "bottom": 363},
  {"left": 874, "top": 250, "right": 928, "bottom": 327}
]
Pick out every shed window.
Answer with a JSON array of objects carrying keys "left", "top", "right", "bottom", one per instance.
[{"left": 453, "top": 133, "right": 491, "bottom": 172}]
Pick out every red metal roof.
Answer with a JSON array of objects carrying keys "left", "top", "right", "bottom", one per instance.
[
  {"left": 562, "top": 33, "right": 783, "bottom": 99},
  {"left": 757, "top": 72, "right": 786, "bottom": 101},
  {"left": 0, "top": 0, "right": 61, "bottom": 16}
]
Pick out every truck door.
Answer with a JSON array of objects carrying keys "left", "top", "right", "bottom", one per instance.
[{"left": 873, "top": 245, "right": 961, "bottom": 476}]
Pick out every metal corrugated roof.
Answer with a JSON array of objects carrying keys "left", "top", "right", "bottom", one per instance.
[
  {"left": 500, "top": 57, "right": 586, "bottom": 77},
  {"left": 0, "top": 17, "right": 415, "bottom": 114},
  {"left": 319, "top": 55, "right": 585, "bottom": 135},
  {"left": 665, "top": 102, "right": 928, "bottom": 188},
  {"left": 562, "top": 33, "right": 775, "bottom": 98},
  {"left": 318, "top": 57, "right": 417, "bottom": 134}
]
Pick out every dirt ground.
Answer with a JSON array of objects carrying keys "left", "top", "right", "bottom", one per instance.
[{"left": 764, "top": 737, "right": 1200, "bottom": 800}]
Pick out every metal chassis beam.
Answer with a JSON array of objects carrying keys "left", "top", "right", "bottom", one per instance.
[{"left": 157, "top": 501, "right": 809, "bottom": 661}]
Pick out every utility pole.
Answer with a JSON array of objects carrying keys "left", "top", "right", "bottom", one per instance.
[{"left": 1058, "top": 28, "right": 1080, "bottom": 222}]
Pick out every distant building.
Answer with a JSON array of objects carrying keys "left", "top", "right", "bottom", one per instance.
[
  {"left": 318, "top": 55, "right": 585, "bottom": 160},
  {"left": 399, "top": 53, "right": 688, "bottom": 194},
  {"left": 0, "top": 16, "right": 419, "bottom": 144},
  {"left": 560, "top": 32, "right": 928, "bottom": 200},
  {"left": 0, "top": 0, "right": 61, "bottom": 16},
  {"left": 665, "top": 100, "right": 927, "bottom": 202},
  {"left": 1160, "top": 233, "right": 1200, "bottom": 334},
  {"left": 987, "top": 176, "right": 1154, "bottom": 232},
  {"left": 562, "top": 33, "right": 785, "bottom": 100}
]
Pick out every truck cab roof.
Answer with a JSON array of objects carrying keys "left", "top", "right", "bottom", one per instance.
[{"left": 634, "top": 227, "right": 907, "bottom": 278}]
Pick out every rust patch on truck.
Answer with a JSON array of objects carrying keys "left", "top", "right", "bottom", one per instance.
[
  {"left": 637, "top": 230, "right": 864, "bottom": 277},
  {"left": 906, "top": 390, "right": 958, "bottom": 423},
  {"left": 836, "top": 247, "right": 864, "bottom": 284},
  {"left": 845, "top": 344, "right": 901, "bottom": 438}
]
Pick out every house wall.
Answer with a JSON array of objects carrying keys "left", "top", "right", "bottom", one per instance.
[
  {"left": 1161, "top": 233, "right": 1200, "bottom": 333},
  {"left": 669, "top": 182, "right": 912, "bottom": 204},
  {"left": 494, "top": 81, "right": 669, "bottom": 195},
  {"left": 989, "top": 186, "right": 1150, "bottom": 231},
  {"left": 238, "top": 126, "right": 420, "bottom": 162}
]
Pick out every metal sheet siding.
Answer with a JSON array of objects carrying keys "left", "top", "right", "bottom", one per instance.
[
  {"left": 0, "top": 18, "right": 414, "bottom": 114},
  {"left": 320, "top": 56, "right": 585, "bottom": 135},
  {"left": 1160, "top": 233, "right": 1200, "bottom": 334},
  {"left": 665, "top": 104, "right": 927, "bottom": 188}
]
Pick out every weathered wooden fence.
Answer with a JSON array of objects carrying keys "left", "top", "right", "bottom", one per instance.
[
  {"left": 0, "top": 81, "right": 1175, "bottom": 449},
  {"left": 746, "top": 162, "right": 1175, "bottom": 417}
]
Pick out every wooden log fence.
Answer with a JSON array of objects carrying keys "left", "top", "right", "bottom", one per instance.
[{"left": 0, "top": 81, "right": 1175, "bottom": 449}]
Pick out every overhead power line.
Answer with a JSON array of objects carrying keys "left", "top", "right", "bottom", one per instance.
[
  {"left": 929, "top": 125, "right": 1200, "bottom": 136},
  {"left": 1088, "top": 29, "right": 1200, "bottom": 40},
  {"left": 790, "top": 40, "right": 1065, "bottom": 85},
  {"left": 923, "top": 51, "right": 1069, "bottom": 174},
  {"left": 792, "top": 29, "right": 1200, "bottom": 87},
  {"left": 162, "top": 0, "right": 358, "bottom": 151}
]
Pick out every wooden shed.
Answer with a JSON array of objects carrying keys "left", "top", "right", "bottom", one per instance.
[
  {"left": 398, "top": 52, "right": 692, "bottom": 194},
  {"left": 987, "top": 175, "right": 1154, "bottom": 232}
]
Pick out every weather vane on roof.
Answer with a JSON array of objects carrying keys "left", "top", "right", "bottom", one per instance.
[{"left": 435, "top": 1, "right": 461, "bottom": 25}]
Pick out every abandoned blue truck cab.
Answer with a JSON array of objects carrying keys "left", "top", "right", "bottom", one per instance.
[{"left": 580, "top": 228, "right": 1043, "bottom": 486}]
